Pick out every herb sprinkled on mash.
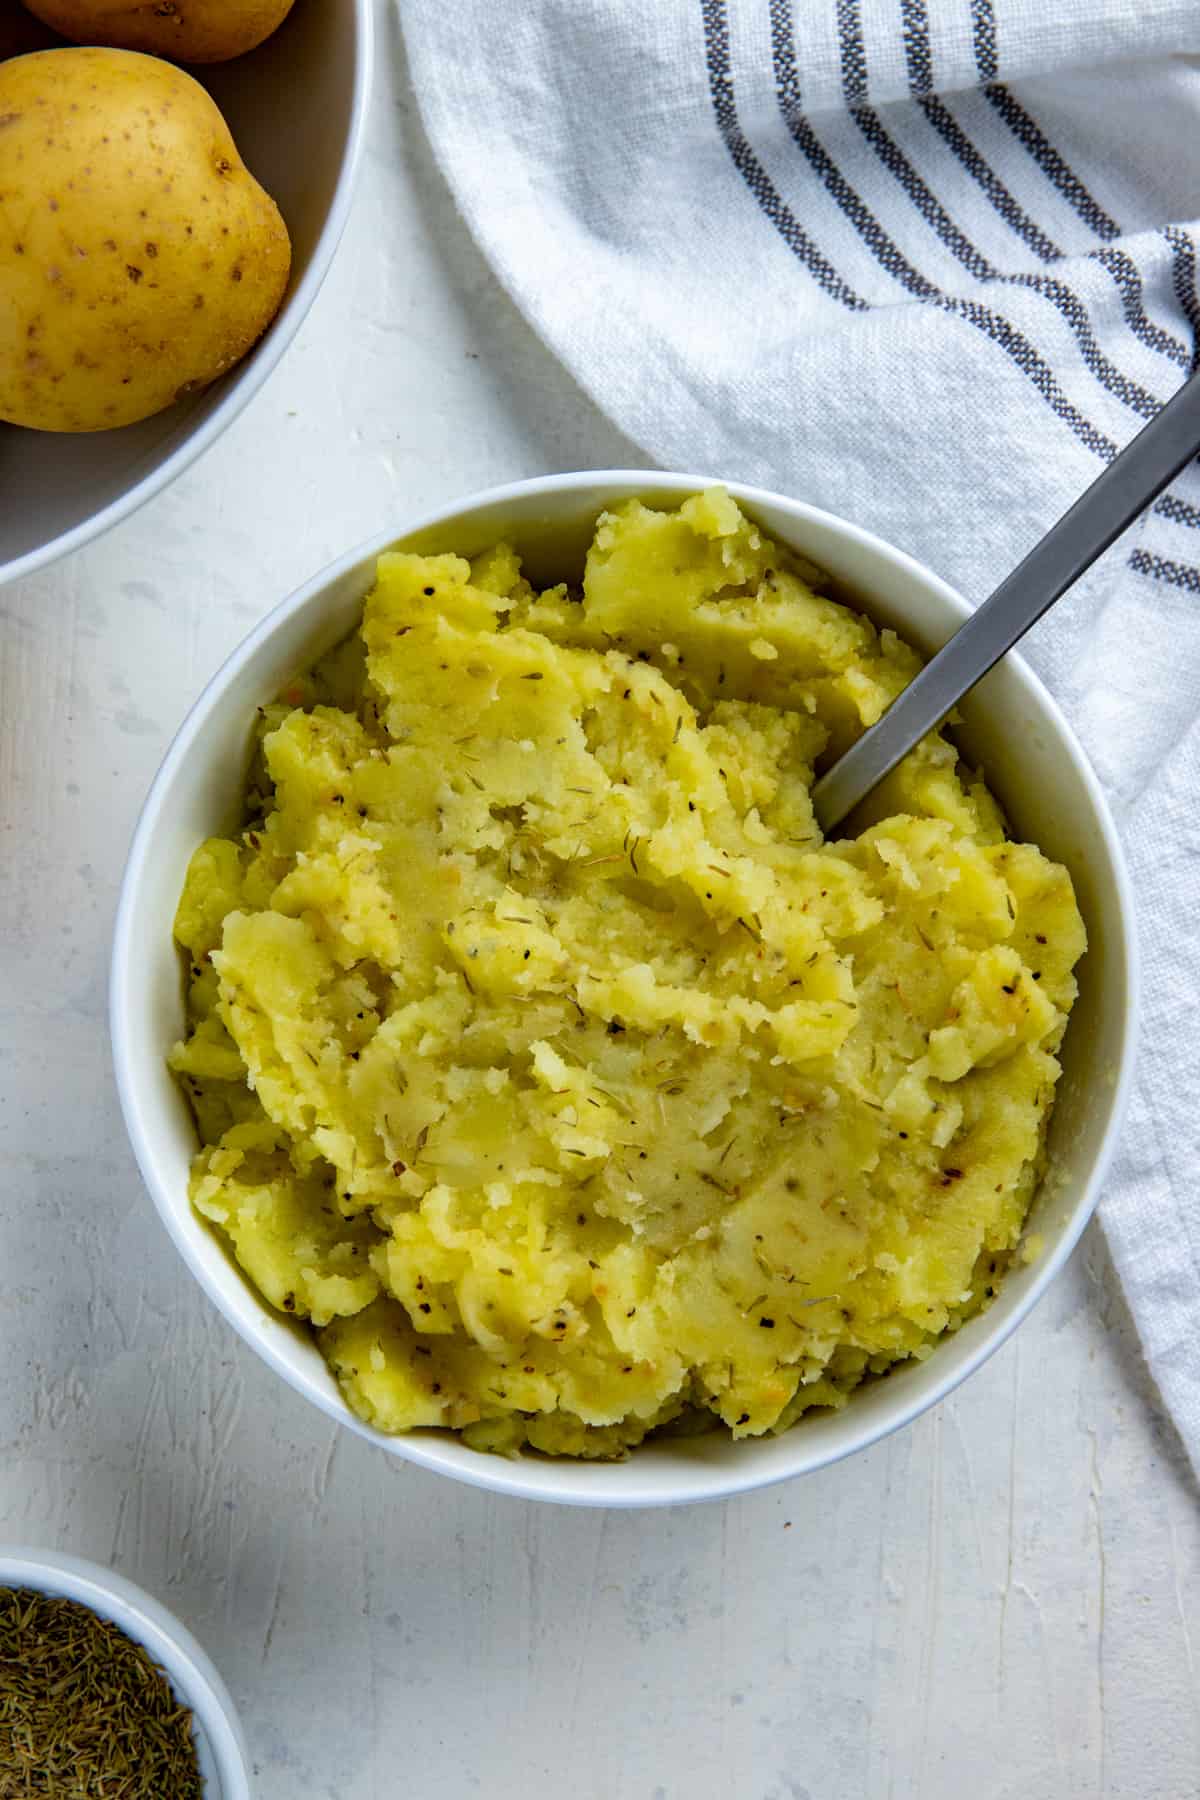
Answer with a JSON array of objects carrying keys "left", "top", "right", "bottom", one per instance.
[{"left": 171, "top": 491, "right": 1084, "bottom": 1458}]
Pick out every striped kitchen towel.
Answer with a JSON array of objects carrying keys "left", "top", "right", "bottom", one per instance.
[{"left": 400, "top": 0, "right": 1200, "bottom": 1480}]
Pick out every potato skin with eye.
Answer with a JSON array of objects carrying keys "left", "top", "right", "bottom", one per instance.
[
  {"left": 19, "top": 0, "right": 296, "bottom": 65},
  {"left": 0, "top": 47, "right": 291, "bottom": 432}
]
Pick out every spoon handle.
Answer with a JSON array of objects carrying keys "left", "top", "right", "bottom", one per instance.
[{"left": 812, "top": 365, "right": 1200, "bottom": 833}]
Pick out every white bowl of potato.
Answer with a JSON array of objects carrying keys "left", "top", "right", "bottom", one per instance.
[
  {"left": 0, "top": 0, "right": 372, "bottom": 587},
  {"left": 110, "top": 472, "right": 1138, "bottom": 1508}
]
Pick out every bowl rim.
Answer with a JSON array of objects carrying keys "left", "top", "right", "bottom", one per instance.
[
  {"left": 0, "top": 0, "right": 375, "bottom": 592},
  {"left": 110, "top": 469, "right": 1140, "bottom": 1507},
  {"left": 0, "top": 1546, "right": 250, "bottom": 1798}
]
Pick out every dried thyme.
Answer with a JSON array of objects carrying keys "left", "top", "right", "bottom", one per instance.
[{"left": 0, "top": 1587, "right": 203, "bottom": 1798}]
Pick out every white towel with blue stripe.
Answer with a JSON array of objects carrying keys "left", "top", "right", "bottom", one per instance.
[{"left": 400, "top": 0, "right": 1200, "bottom": 1479}]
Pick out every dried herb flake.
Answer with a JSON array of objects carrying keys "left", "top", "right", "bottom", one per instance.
[{"left": 0, "top": 1588, "right": 203, "bottom": 1798}]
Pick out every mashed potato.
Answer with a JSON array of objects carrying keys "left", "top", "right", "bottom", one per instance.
[{"left": 171, "top": 490, "right": 1084, "bottom": 1458}]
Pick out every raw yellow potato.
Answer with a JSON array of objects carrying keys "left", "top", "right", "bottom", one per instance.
[
  {"left": 0, "top": 47, "right": 290, "bottom": 432},
  {"left": 20, "top": 0, "right": 295, "bottom": 64},
  {"left": 171, "top": 491, "right": 1086, "bottom": 1460}
]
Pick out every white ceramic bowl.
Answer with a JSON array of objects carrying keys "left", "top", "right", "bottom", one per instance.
[
  {"left": 0, "top": 0, "right": 373, "bottom": 588},
  {"left": 0, "top": 1547, "right": 249, "bottom": 1798},
  {"left": 111, "top": 472, "right": 1138, "bottom": 1508}
]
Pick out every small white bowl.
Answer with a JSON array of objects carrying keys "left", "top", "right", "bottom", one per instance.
[
  {"left": 111, "top": 472, "right": 1139, "bottom": 1507},
  {"left": 0, "top": 0, "right": 373, "bottom": 587},
  {"left": 0, "top": 1548, "right": 249, "bottom": 1798}
]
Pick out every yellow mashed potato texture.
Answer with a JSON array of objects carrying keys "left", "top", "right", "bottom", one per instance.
[{"left": 171, "top": 490, "right": 1085, "bottom": 1459}]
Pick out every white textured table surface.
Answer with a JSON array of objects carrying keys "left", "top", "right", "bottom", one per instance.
[{"left": 2, "top": 15, "right": 1198, "bottom": 1798}]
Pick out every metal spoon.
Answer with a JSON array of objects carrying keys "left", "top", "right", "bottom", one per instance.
[{"left": 812, "top": 368, "right": 1200, "bottom": 834}]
